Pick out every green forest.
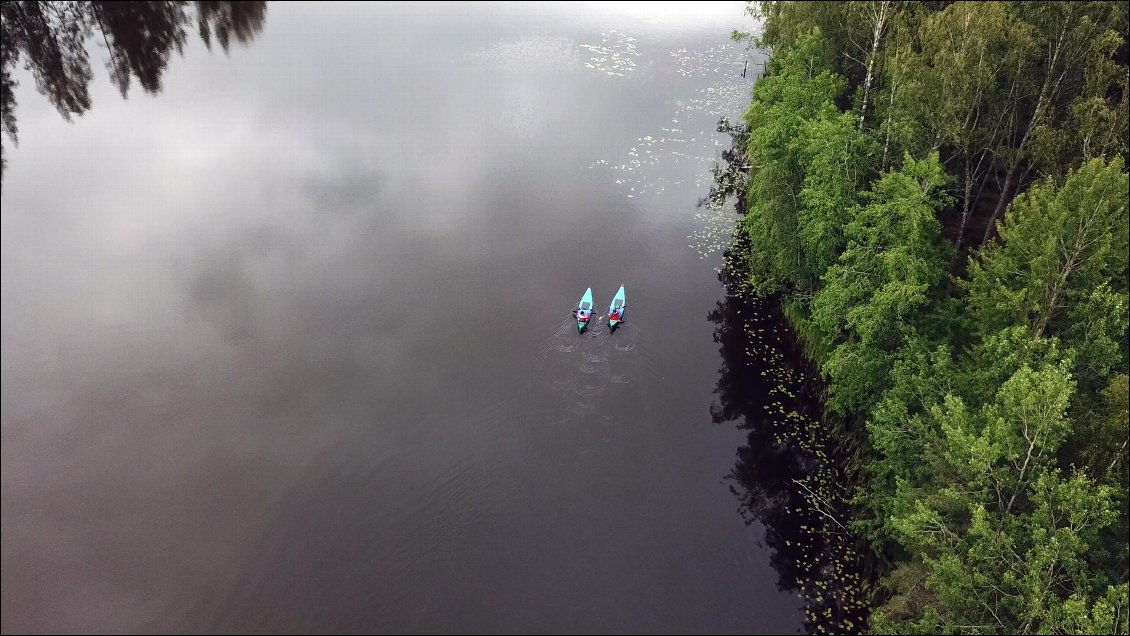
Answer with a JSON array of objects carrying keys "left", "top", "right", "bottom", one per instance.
[{"left": 731, "top": 1, "right": 1129, "bottom": 633}]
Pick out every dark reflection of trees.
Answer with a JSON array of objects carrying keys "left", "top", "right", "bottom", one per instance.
[
  {"left": 706, "top": 119, "right": 870, "bottom": 634},
  {"left": 1, "top": 0, "right": 266, "bottom": 176}
]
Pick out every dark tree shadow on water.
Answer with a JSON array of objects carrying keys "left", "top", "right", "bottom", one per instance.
[
  {"left": 1, "top": 0, "right": 267, "bottom": 177},
  {"left": 705, "top": 118, "right": 871, "bottom": 634}
]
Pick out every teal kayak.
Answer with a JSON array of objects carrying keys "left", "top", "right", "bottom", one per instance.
[
  {"left": 608, "top": 284, "right": 626, "bottom": 328},
  {"left": 576, "top": 287, "right": 594, "bottom": 333}
]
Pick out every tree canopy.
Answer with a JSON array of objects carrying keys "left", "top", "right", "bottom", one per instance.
[{"left": 733, "top": 2, "right": 1129, "bottom": 632}]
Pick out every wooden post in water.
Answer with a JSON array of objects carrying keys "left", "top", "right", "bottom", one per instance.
[{"left": 742, "top": 60, "right": 748, "bottom": 78}]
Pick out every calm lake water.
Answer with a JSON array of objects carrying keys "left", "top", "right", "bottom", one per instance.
[{"left": 1, "top": 3, "right": 807, "bottom": 633}]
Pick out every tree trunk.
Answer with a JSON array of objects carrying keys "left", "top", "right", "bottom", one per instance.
[
  {"left": 858, "top": 1, "right": 890, "bottom": 131},
  {"left": 956, "top": 150, "right": 975, "bottom": 254},
  {"left": 881, "top": 89, "right": 895, "bottom": 170},
  {"left": 1033, "top": 209, "right": 1094, "bottom": 338},
  {"left": 981, "top": 22, "right": 1068, "bottom": 244},
  {"left": 880, "top": 46, "right": 900, "bottom": 170}
]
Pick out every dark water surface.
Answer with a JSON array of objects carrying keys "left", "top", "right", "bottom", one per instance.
[{"left": 1, "top": 3, "right": 800, "bottom": 633}]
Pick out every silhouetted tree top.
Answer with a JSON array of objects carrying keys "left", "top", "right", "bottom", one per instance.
[{"left": 1, "top": 0, "right": 266, "bottom": 177}]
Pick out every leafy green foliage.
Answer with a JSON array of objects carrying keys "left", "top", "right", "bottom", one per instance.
[
  {"left": 734, "top": 2, "right": 1130, "bottom": 632},
  {"left": 874, "top": 341, "right": 1122, "bottom": 633},
  {"left": 963, "top": 157, "right": 1129, "bottom": 388},
  {"left": 742, "top": 27, "right": 846, "bottom": 293},
  {"left": 798, "top": 112, "right": 880, "bottom": 280},
  {"left": 811, "top": 153, "right": 950, "bottom": 415}
]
